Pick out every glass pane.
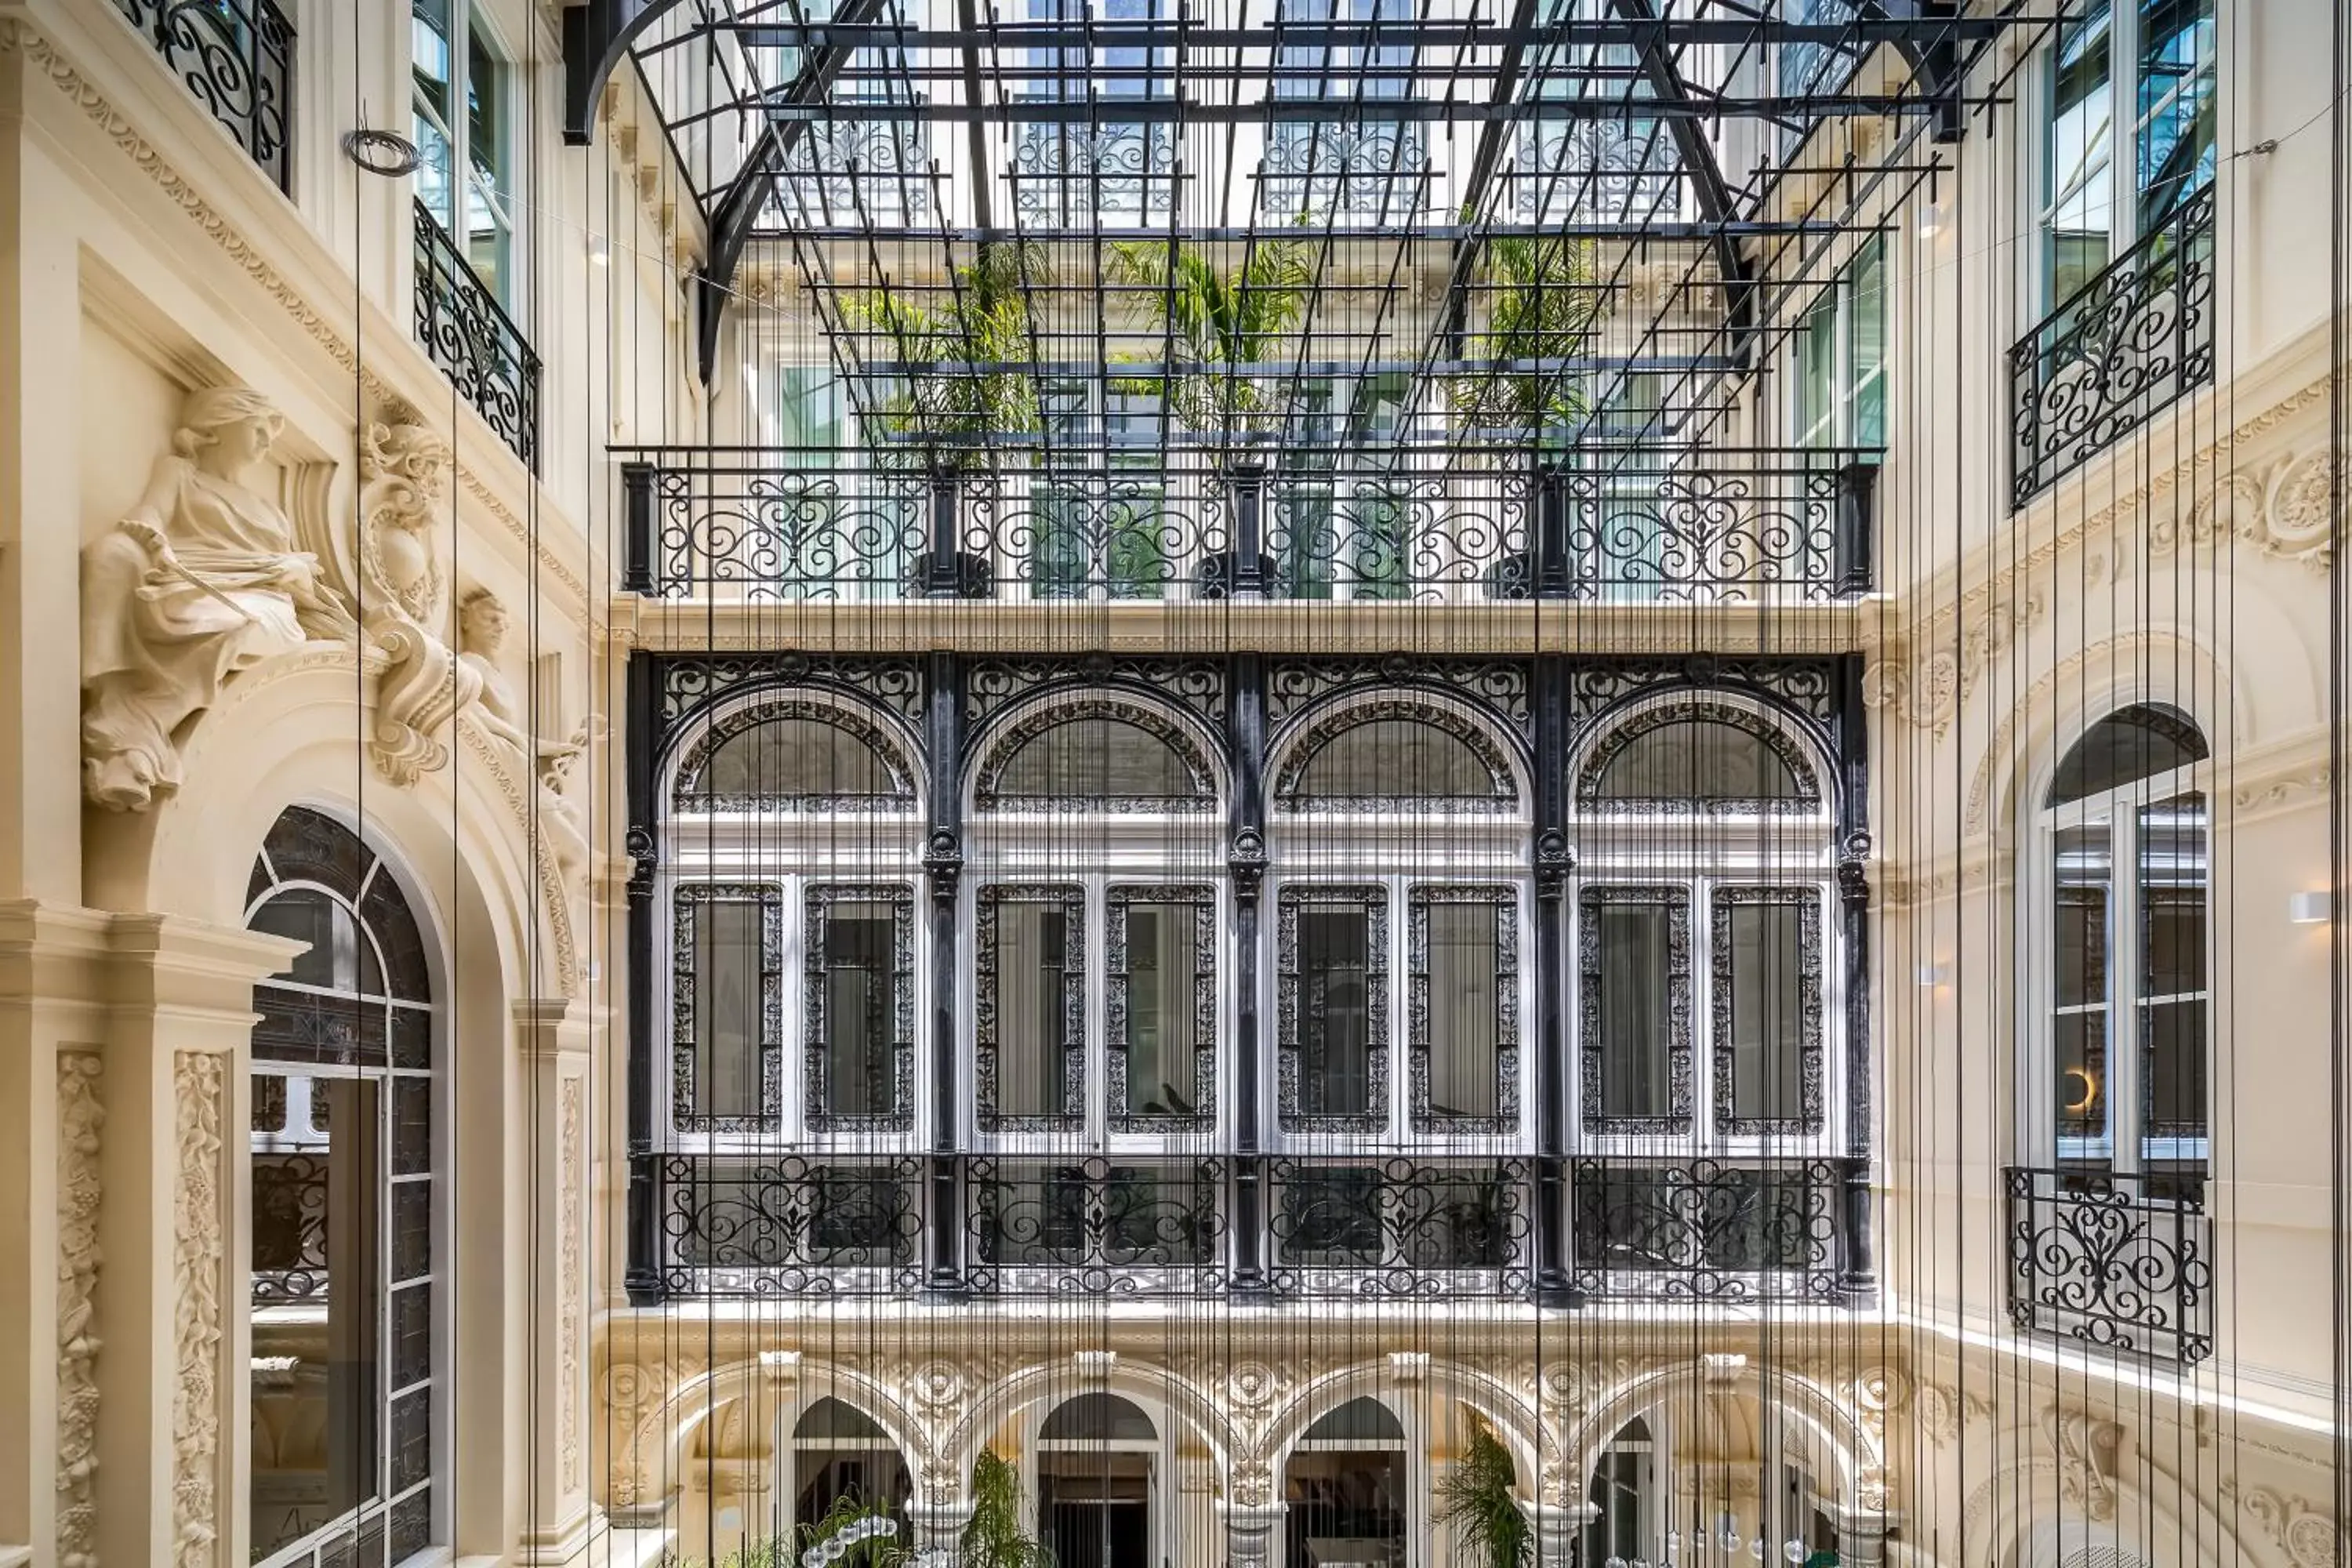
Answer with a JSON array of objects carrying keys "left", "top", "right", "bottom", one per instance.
[
  {"left": 1299, "top": 907, "right": 1374, "bottom": 1118},
  {"left": 1797, "top": 293, "right": 1836, "bottom": 446},
  {"left": 2046, "top": 704, "right": 2208, "bottom": 807},
  {"left": 2140, "top": 792, "right": 2208, "bottom": 1144},
  {"left": 822, "top": 907, "right": 898, "bottom": 1116},
  {"left": 1847, "top": 237, "right": 1886, "bottom": 448},
  {"left": 465, "top": 20, "right": 512, "bottom": 298},
  {"left": 1291, "top": 718, "right": 1500, "bottom": 804},
  {"left": 1592, "top": 719, "right": 1802, "bottom": 803},
  {"left": 1123, "top": 902, "right": 1201, "bottom": 1116},
  {"left": 696, "top": 717, "right": 902, "bottom": 802},
  {"left": 252, "top": 889, "right": 359, "bottom": 991},
  {"left": 993, "top": 717, "right": 1206, "bottom": 807},
  {"left": 1597, "top": 904, "right": 1671, "bottom": 1120},
  {"left": 993, "top": 899, "right": 1072, "bottom": 1117},
  {"left": 2047, "top": 3, "right": 2114, "bottom": 305},
  {"left": 2054, "top": 823, "right": 2111, "bottom": 1144},
  {"left": 1302, "top": 1397, "right": 1406, "bottom": 1443},
  {"left": 2135, "top": 0, "right": 2216, "bottom": 230},
  {"left": 691, "top": 901, "right": 768, "bottom": 1121},
  {"left": 1725, "top": 901, "right": 1806, "bottom": 1123},
  {"left": 1426, "top": 902, "right": 1501, "bottom": 1120}
]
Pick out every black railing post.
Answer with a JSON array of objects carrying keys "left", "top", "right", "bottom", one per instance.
[
  {"left": 622, "top": 651, "right": 665, "bottom": 1305},
  {"left": 1229, "top": 652, "right": 1272, "bottom": 1295},
  {"left": 922, "top": 470, "right": 964, "bottom": 597},
  {"left": 924, "top": 652, "right": 967, "bottom": 1291},
  {"left": 1839, "top": 1156, "right": 1875, "bottom": 1305},
  {"left": 1534, "top": 459, "right": 1573, "bottom": 598},
  {"left": 1833, "top": 459, "right": 1876, "bottom": 596},
  {"left": 1229, "top": 459, "right": 1269, "bottom": 599},
  {"left": 621, "top": 461, "right": 656, "bottom": 594},
  {"left": 1531, "top": 654, "right": 1577, "bottom": 1306}
]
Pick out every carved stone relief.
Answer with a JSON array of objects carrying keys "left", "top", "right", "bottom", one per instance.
[
  {"left": 355, "top": 417, "right": 481, "bottom": 784},
  {"left": 456, "top": 589, "right": 598, "bottom": 899},
  {"left": 56, "top": 1050, "right": 103, "bottom": 1568},
  {"left": 81, "top": 387, "right": 356, "bottom": 811},
  {"left": 172, "top": 1050, "right": 227, "bottom": 1568},
  {"left": 559, "top": 1073, "right": 586, "bottom": 1497}
]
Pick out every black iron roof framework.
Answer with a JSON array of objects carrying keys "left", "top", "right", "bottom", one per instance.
[{"left": 565, "top": 1, "right": 2047, "bottom": 470}]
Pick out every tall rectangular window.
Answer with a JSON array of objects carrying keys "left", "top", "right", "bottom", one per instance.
[
  {"left": 691, "top": 899, "right": 769, "bottom": 1123},
  {"left": 807, "top": 889, "right": 910, "bottom": 1126},
  {"left": 1581, "top": 890, "right": 1690, "bottom": 1133},
  {"left": 1279, "top": 887, "right": 1388, "bottom": 1129},
  {"left": 1112, "top": 890, "right": 1211, "bottom": 1124},
  {"left": 2053, "top": 824, "right": 2113, "bottom": 1147},
  {"left": 2138, "top": 793, "right": 2208, "bottom": 1146},
  {"left": 1410, "top": 888, "right": 1517, "bottom": 1131},
  {"left": 980, "top": 887, "right": 1085, "bottom": 1127},
  {"left": 1794, "top": 238, "right": 1886, "bottom": 450},
  {"left": 1714, "top": 892, "right": 1820, "bottom": 1131},
  {"left": 412, "top": 1, "right": 516, "bottom": 302}
]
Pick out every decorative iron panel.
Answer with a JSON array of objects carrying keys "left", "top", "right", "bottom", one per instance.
[
  {"left": 670, "top": 883, "right": 786, "bottom": 1134},
  {"left": 1262, "top": 123, "right": 1430, "bottom": 219},
  {"left": 967, "top": 1156, "right": 1229, "bottom": 1297},
  {"left": 975, "top": 884, "right": 1089, "bottom": 1133},
  {"left": 966, "top": 656, "right": 1230, "bottom": 736},
  {"left": 1577, "top": 886, "right": 1693, "bottom": 1136},
  {"left": 656, "top": 654, "right": 928, "bottom": 733},
  {"left": 669, "top": 695, "right": 920, "bottom": 815},
  {"left": 1011, "top": 121, "right": 1178, "bottom": 220},
  {"left": 960, "top": 467, "right": 1231, "bottom": 599},
  {"left": 1563, "top": 466, "right": 1841, "bottom": 603},
  {"left": 1573, "top": 699, "right": 1824, "bottom": 814},
  {"left": 1708, "top": 887, "right": 1828, "bottom": 1137},
  {"left": 1407, "top": 885, "right": 1520, "bottom": 1135},
  {"left": 1264, "top": 468, "right": 1530, "bottom": 601},
  {"left": 1272, "top": 698, "right": 1520, "bottom": 813},
  {"left": 114, "top": 0, "right": 293, "bottom": 191},
  {"left": 1267, "top": 1157, "right": 1533, "bottom": 1298},
  {"left": 971, "top": 697, "right": 1220, "bottom": 813},
  {"left": 804, "top": 884, "right": 919, "bottom": 1134},
  {"left": 1276, "top": 884, "right": 1390, "bottom": 1134},
  {"left": 648, "top": 466, "right": 924, "bottom": 600},
  {"left": 1513, "top": 121, "right": 1679, "bottom": 225},
  {"left": 2010, "top": 187, "right": 2216, "bottom": 506},
  {"left": 251, "top": 1152, "right": 329, "bottom": 1305},
  {"left": 413, "top": 199, "right": 540, "bottom": 470},
  {"left": 2003, "top": 1165, "right": 2212, "bottom": 1364},
  {"left": 1569, "top": 1156, "right": 1846, "bottom": 1302},
  {"left": 656, "top": 1153, "right": 927, "bottom": 1298},
  {"left": 1107, "top": 886, "right": 1219, "bottom": 1133},
  {"left": 1267, "top": 658, "right": 1533, "bottom": 734}
]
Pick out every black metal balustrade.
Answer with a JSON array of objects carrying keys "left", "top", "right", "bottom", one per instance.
[
  {"left": 251, "top": 1152, "right": 330, "bottom": 1305},
  {"left": 619, "top": 450, "right": 1876, "bottom": 604},
  {"left": 655, "top": 1153, "right": 927, "bottom": 1298},
  {"left": 2003, "top": 1165, "right": 2212, "bottom": 1364},
  {"left": 414, "top": 200, "right": 541, "bottom": 470},
  {"left": 966, "top": 1157, "right": 1229, "bottom": 1298},
  {"left": 1569, "top": 1156, "right": 1858, "bottom": 1304},
  {"left": 1266, "top": 1157, "right": 1534, "bottom": 1298},
  {"left": 114, "top": 0, "right": 294, "bottom": 192},
  {"left": 2009, "top": 187, "right": 2216, "bottom": 506}
]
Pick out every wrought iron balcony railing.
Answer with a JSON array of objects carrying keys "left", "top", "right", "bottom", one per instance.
[
  {"left": 619, "top": 451, "right": 1877, "bottom": 604},
  {"left": 114, "top": 0, "right": 294, "bottom": 192},
  {"left": 1011, "top": 120, "right": 1178, "bottom": 222},
  {"left": 252, "top": 1150, "right": 329, "bottom": 1305},
  {"left": 2003, "top": 1164, "right": 2212, "bottom": 1364},
  {"left": 2009, "top": 187, "right": 2216, "bottom": 507},
  {"left": 414, "top": 199, "right": 541, "bottom": 471},
  {"left": 1265, "top": 1157, "right": 1534, "bottom": 1299},
  {"left": 1569, "top": 1156, "right": 1861, "bottom": 1305},
  {"left": 655, "top": 1153, "right": 929, "bottom": 1298},
  {"left": 966, "top": 1157, "right": 1229, "bottom": 1298}
]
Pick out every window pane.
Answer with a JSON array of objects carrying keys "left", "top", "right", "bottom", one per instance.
[
  {"left": 1591, "top": 717, "right": 1804, "bottom": 804},
  {"left": 2053, "top": 824, "right": 2111, "bottom": 1145},
  {"left": 1847, "top": 237, "right": 1886, "bottom": 448},
  {"left": 1299, "top": 908, "right": 1374, "bottom": 1118},
  {"left": 1289, "top": 718, "right": 1501, "bottom": 805},
  {"left": 990, "top": 716, "right": 1207, "bottom": 808},
  {"left": 1797, "top": 293, "right": 1837, "bottom": 446},
  {"left": 2140, "top": 791, "right": 2208, "bottom": 1144},
  {"left": 694, "top": 716, "right": 902, "bottom": 804},
  {"left": 2135, "top": 0, "right": 2216, "bottom": 230},
  {"left": 993, "top": 899, "right": 1073, "bottom": 1118},
  {"left": 1426, "top": 902, "right": 1501, "bottom": 1120},
  {"left": 252, "top": 889, "right": 361, "bottom": 991},
  {"left": 2047, "top": 3, "right": 2114, "bottom": 304},
  {"left": 1724, "top": 900, "right": 1806, "bottom": 1123},
  {"left": 2046, "top": 704, "right": 2208, "bottom": 807},
  {"left": 465, "top": 21, "right": 512, "bottom": 298},
  {"left": 1598, "top": 904, "right": 1672, "bottom": 1120},
  {"left": 692, "top": 900, "right": 768, "bottom": 1121},
  {"left": 821, "top": 906, "right": 898, "bottom": 1117},
  {"left": 1123, "top": 902, "right": 1202, "bottom": 1117}
]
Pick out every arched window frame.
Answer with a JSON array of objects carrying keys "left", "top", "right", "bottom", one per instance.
[
  {"left": 1265, "top": 692, "right": 1533, "bottom": 1147},
  {"left": 657, "top": 688, "right": 928, "bottom": 1153},
  {"left": 778, "top": 1393, "right": 913, "bottom": 1550},
  {"left": 2018, "top": 702, "right": 2213, "bottom": 1173},
  {"left": 1282, "top": 1396, "right": 1417, "bottom": 1568},
  {"left": 244, "top": 806, "right": 443, "bottom": 1568},
  {"left": 964, "top": 692, "right": 1230, "bottom": 1156},
  {"left": 1028, "top": 1394, "right": 1178, "bottom": 1568},
  {"left": 1569, "top": 693, "right": 1842, "bottom": 1152}
]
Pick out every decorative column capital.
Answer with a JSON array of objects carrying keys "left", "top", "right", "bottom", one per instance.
[{"left": 513, "top": 996, "right": 590, "bottom": 1057}]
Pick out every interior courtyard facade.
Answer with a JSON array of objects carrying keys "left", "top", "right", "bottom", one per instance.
[{"left": 0, "top": 2, "right": 2347, "bottom": 1566}]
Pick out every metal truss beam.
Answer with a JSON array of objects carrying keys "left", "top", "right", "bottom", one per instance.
[{"left": 563, "top": 0, "right": 691, "bottom": 146}]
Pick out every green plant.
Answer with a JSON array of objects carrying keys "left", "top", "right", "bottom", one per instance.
[
  {"left": 840, "top": 241, "right": 1048, "bottom": 462},
  {"left": 797, "top": 1493, "right": 910, "bottom": 1568},
  {"left": 1435, "top": 1420, "right": 1533, "bottom": 1568},
  {"left": 961, "top": 1448, "right": 1054, "bottom": 1568},
  {"left": 1102, "top": 236, "right": 1317, "bottom": 435},
  {"left": 1449, "top": 233, "right": 1602, "bottom": 445}
]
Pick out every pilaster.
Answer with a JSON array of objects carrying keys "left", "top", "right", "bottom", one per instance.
[
  {"left": 1526, "top": 1502, "right": 1599, "bottom": 1568},
  {"left": 516, "top": 996, "right": 597, "bottom": 1565}
]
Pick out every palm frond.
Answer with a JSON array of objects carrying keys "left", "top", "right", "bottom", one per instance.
[{"left": 1435, "top": 1421, "right": 1534, "bottom": 1568}]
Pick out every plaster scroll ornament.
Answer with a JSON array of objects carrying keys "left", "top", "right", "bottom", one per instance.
[
  {"left": 456, "top": 589, "right": 601, "bottom": 893},
  {"left": 358, "top": 419, "right": 485, "bottom": 785},
  {"left": 80, "top": 387, "right": 357, "bottom": 811}
]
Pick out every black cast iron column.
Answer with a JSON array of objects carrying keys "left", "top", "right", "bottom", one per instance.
[
  {"left": 622, "top": 651, "right": 665, "bottom": 1305},
  {"left": 1228, "top": 652, "right": 1271, "bottom": 1294},
  {"left": 924, "top": 652, "right": 967, "bottom": 1290},
  {"left": 1531, "top": 652, "right": 1577, "bottom": 1306}
]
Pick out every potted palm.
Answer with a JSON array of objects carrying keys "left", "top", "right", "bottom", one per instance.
[
  {"left": 961, "top": 1449, "right": 1054, "bottom": 1568},
  {"left": 1435, "top": 1421, "right": 1534, "bottom": 1568}
]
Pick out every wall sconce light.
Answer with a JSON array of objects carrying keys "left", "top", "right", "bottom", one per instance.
[
  {"left": 1915, "top": 962, "right": 1951, "bottom": 986},
  {"left": 590, "top": 236, "right": 612, "bottom": 267},
  {"left": 1916, "top": 200, "right": 1947, "bottom": 239},
  {"left": 2289, "top": 891, "right": 2332, "bottom": 924}
]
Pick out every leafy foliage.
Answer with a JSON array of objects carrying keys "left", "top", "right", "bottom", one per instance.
[
  {"left": 839, "top": 241, "right": 1048, "bottom": 462},
  {"left": 1102, "top": 237, "right": 1319, "bottom": 434},
  {"left": 1435, "top": 1420, "right": 1533, "bottom": 1568},
  {"left": 1450, "top": 234, "right": 1602, "bottom": 443},
  {"left": 961, "top": 1448, "right": 1055, "bottom": 1568}
]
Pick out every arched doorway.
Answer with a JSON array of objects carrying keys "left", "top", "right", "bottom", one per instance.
[
  {"left": 790, "top": 1396, "right": 913, "bottom": 1537},
  {"left": 1037, "top": 1393, "right": 1160, "bottom": 1568},
  {"left": 1284, "top": 1397, "right": 1408, "bottom": 1568}
]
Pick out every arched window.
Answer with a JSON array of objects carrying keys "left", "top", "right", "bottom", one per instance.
[
  {"left": 1573, "top": 699, "right": 1833, "bottom": 1149},
  {"left": 1287, "top": 1399, "right": 1407, "bottom": 1568},
  {"left": 1577, "top": 1417, "right": 1655, "bottom": 1566},
  {"left": 1037, "top": 1396, "right": 1162, "bottom": 1568},
  {"left": 245, "top": 806, "right": 437, "bottom": 1566},
  {"left": 2032, "top": 704, "right": 2210, "bottom": 1173},
  {"left": 791, "top": 1397, "right": 911, "bottom": 1540},
  {"left": 975, "top": 704, "right": 1218, "bottom": 812},
  {"left": 1274, "top": 703, "right": 1516, "bottom": 811},
  {"left": 670, "top": 699, "right": 917, "bottom": 813}
]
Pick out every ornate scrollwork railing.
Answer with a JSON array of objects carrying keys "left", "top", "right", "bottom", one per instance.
[
  {"left": 1569, "top": 1156, "right": 1852, "bottom": 1303},
  {"left": 251, "top": 1152, "right": 330, "bottom": 1305},
  {"left": 114, "top": 0, "right": 294, "bottom": 191},
  {"left": 621, "top": 450, "right": 1873, "bottom": 603},
  {"left": 1262, "top": 124, "right": 1430, "bottom": 220},
  {"left": 655, "top": 1153, "right": 927, "bottom": 1298},
  {"left": 967, "top": 1156, "right": 1229, "bottom": 1297},
  {"left": 2009, "top": 187, "right": 2216, "bottom": 506},
  {"left": 413, "top": 199, "right": 541, "bottom": 471},
  {"left": 1011, "top": 121, "right": 1178, "bottom": 221},
  {"left": 2003, "top": 1165, "right": 2212, "bottom": 1364},
  {"left": 1267, "top": 1157, "right": 1533, "bottom": 1298}
]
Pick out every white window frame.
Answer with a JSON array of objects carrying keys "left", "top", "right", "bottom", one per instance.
[
  {"left": 1789, "top": 234, "right": 1887, "bottom": 452},
  {"left": 412, "top": 0, "right": 521, "bottom": 304}
]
